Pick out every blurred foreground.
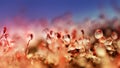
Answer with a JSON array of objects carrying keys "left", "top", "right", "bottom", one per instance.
[{"left": 0, "top": 15, "right": 120, "bottom": 68}]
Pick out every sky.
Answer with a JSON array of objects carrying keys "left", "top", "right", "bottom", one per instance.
[{"left": 0, "top": 0, "right": 120, "bottom": 22}]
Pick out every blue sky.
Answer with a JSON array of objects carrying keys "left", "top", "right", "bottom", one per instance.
[{"left": 0, "top": 0, "right": 119, "bottom": 22}]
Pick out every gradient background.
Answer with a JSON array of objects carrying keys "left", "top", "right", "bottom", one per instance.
[{"left": 0, "top": 0, "right": 120, "bottom": 23}]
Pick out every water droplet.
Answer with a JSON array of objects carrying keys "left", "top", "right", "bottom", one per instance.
[
  {"left": 95, "top": 29, "right": 103, "bottom": 39},
  {"left": 111, "top": 32, "right": 118, "bottom": 40}
]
